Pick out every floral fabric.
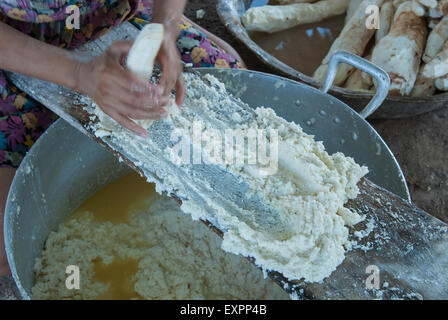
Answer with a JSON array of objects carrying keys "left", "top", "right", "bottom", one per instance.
[{"left": 0, "top": 0, "right": 244, "bottom": 167}]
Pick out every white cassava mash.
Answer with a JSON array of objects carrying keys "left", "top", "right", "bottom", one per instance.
[
  {"left": 32, "top": 187, "right": 289, "bottom": 300},
  {"left": 33, "top": 72, "right": 368, "bottom": 299}
]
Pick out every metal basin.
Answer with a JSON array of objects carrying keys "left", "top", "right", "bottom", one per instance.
[
  {"left": 5, "top": 68, "right": 410, "bottom": 299},
  {"left": 4, "top": 120, "right": 131, "bottom": 299},
  {"left": 217, "top": 0, "right": 448, "bottom": 118}
]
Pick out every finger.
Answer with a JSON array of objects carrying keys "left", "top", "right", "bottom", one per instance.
[
  {"left": 100, "top": 106, "right": 147, "bottom": 137},
  {"left": 126, "top": 108, "right": 168, "bottom": 120},
  {"left": 107, "top": 40, "right": 134, "bottom": 62},
  {"left": 159, "top": 70, "right": 176, "bottom": 98},
  {"left": 175, "top": 75, "right": 185, "bottom": 108},
  {"left": 103, "top": 95, "right": 168, "bottom": 119},
  {"left": 152, "top": 88, "right": 171, "bottom": 107},
  {"left": 110, "top": 110, "right": 148, "bottom": 138},
  {"left": 110, "top": 68, "right": 153, "bottom": 94},
  {"left": 109, "top": 101, "right": 168, "bottom": 119},
  {"left": 111, "top": 70, "right": 171, "bottom": 109},
  {"left": 137, "top": 82, "right": 170, "bottom": 106},
  {"left": 105, "top": 82, "right": 166, "bottom": 111},
  {"left": 158, "top": 55, "right": 182, "bottom": 97}
]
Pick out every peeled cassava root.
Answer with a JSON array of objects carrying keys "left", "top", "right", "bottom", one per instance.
[
  {"left": 241, "top": 0, "right": 349, "bottom": 33},
  {"left": 126, "top": 23, "right": 178, "bottom": 127},
  {"left": 126, "top": 23, "right": 164, "bottom": 81},
  {"left": 240, "top": 0, "right": 448, "bottom": 95},
  {"left": 339, "top": 0, "right": 448, "bottom": 95},
  {"left": 313, "top": 0, "right": 384, "bottom": 86},
  {"left": 369, "top": 2, "right": 428, "bottom": 95}
]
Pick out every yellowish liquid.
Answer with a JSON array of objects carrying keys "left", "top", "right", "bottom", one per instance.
[
  {"left": 71, "top": 172, "right": 157, "bottom": 224},
  {"left": 92, "top": 256, "right": 142, "bottom": 300},
  {"left": 70, "top": 172, "right": 157, "bottom": 299}
]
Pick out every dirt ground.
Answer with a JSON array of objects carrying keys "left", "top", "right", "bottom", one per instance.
[
  {"left": 1, "top": 0, "right": 446, "bottom": 300},
  {"left": 184, "top": 0, "right": 447, "bottom": 223}
]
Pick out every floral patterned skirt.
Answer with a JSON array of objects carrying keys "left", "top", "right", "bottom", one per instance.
[{"left": 0, "top": 0, "right": 243, "bottom": 168}]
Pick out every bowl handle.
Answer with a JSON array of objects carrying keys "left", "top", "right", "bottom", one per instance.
[{"left": 320, "top": 51, "right": 390, "bottom": 119}]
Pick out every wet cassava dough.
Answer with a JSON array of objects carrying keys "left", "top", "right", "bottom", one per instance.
[
  {"left": 32, "top": 174, "right": 289, "bottom": 300},
  {"left": 86, "top": 73, "right": 369, "bottom": 283}
]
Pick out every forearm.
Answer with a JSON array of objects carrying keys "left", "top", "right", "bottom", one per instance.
[
  {"left": 151, "top": 0, "right": 187, "bottom": 38},
  {"left": 0, "top": 22, "right": 81, "bottom": 91}
]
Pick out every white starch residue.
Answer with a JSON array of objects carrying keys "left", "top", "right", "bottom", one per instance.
[{"left": 85, "top": 73, "right": 369, "bottom": 283}]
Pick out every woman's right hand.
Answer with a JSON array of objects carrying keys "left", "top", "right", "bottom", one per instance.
[{"left": 76, "top": 40, "right": 169, "bottom": 138}]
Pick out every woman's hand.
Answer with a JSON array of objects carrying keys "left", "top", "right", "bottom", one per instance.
[
  {"left": 0, "top": 21, "right": 181, "bottom": 138},
  {"left": 151, "top": 0, "right": 187, "bottom": 107},
  {"left": 156, "top": 34, "right": 185, "bottom": 107},
  {"left": 76, "top": 40, "right": 169, "bottom": 138}
]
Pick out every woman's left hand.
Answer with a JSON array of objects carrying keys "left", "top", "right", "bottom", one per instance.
[
  {"left": 156, "top": 33, "right": 185, "bottom": 108},
  {"left": 151, "top": 0, "right": 187, "bottom": 108}
]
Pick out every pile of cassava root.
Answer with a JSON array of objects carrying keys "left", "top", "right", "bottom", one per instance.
[{"left": 242, "top": 0, "right": 448, "bottom": 96}]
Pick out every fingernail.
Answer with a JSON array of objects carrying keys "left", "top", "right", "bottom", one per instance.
[
  {"left": 155, "top": 85, "right": 164, "bottom": 96},
  {"left": 131, "top": 83, "right": 146, "bottom": 93},
  {"left": 138, "top": 130, "right": 148, "bottom": 138}
]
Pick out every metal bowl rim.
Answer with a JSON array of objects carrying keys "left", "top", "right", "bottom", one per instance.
[{"left": 216, "top": 0, "right": 448, "bottom": 113}]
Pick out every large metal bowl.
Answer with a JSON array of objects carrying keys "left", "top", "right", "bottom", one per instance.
[
  {"left": 4, "top": 120, "right": 131, "bottom": 299},
  {"left": 217, "top": 0, "right": 448, "bottom": 118},
  {"left": 5, "top": 65, "right": 411, "bottom": 299}
]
